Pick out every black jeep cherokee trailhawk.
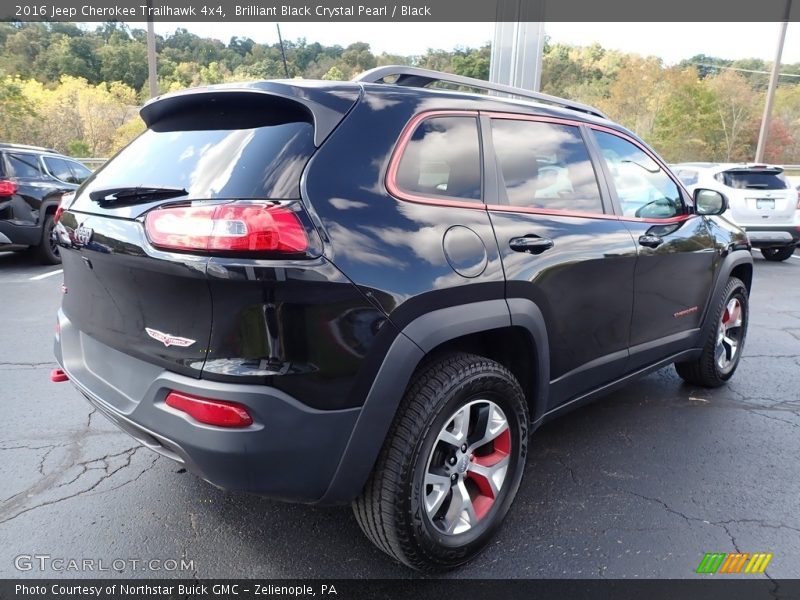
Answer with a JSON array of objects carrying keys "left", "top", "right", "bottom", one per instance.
[{"left": 53, "top": 67, "right": 753, "bottom": 570}]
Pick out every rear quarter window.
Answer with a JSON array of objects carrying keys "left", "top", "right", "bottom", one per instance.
[{"left": 394, "top": 116, "right": 482, "bottom": 201}]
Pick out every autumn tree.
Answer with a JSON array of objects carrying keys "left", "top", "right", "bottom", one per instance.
[{"left": 706, "top": 70, "right": 760, "bottom": 161}]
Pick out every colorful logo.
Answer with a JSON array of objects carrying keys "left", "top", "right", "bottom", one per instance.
[{"left": 696, "top": 552, "right": 773, "bottom": 574}]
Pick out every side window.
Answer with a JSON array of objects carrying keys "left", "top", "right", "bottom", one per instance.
[
  {"left": 490, "top": 119, "right": 603, "bottom": 213},
  {"left": 395, "top": 116, "right": 482, "bottom": 201},
  {"left": 43, "top": 157, "right": 75, "bottom": 183},
  {"left": 68, "top": 160, "right": 93, "bottom": 184},
  {"left": 592, "top": 131, "right": 683, "bottom": 219},
  {"left": 7, "top": 153, "right": 43, "bottom": 179}
]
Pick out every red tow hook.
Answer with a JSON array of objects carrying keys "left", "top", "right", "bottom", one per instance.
[{"left": 50, "top": 368, "right": 69, "bottom": 383}]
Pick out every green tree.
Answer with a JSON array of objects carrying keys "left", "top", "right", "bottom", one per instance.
[{"left": 321, "top": 66, "right": 345, "bottom": 81}]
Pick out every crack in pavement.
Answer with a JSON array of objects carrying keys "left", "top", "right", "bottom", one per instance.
[
  {"left": 0, "top": 405, "right": 160, "bottom": 526},
  {"left": 0, "top": 361, "right": 56, "bottom": 367},
  {"left": 0, "top": 442, "right": 70, "bottom": 451},
  {"left": 553, "top": 455, "right": 579, "bottom": 485},
  {"left": 748, "top": 410, "right": 800, "bottom": 429},
  {"left": 0, "top": 446, "right": 147, "bottom": 525}
]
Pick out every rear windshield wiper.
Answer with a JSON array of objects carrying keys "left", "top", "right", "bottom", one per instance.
[{"left": 89, "top": 186, "right": 188, "bottom": 205}]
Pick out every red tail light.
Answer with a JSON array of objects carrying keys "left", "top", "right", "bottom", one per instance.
[
  {"left": 165, "top": 391, "right": 253, "bottom": 428},
  {"left": 796, "top": 189, "right": 800, "bottom": 210},
  {"left": 54, "top": 203, "right": 64, "bottom": 224},
  {"left": 145, "top": 202, "right": 308, "bottom": 253},
  {"left": 0, "top": 179, "right": 18, "bottom": 197}
]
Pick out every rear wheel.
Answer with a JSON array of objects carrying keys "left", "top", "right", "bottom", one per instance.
[
  {"left": 760, "top": 246, "right": 795, "bottom": 262},
  {"left": 353, "top": 352, "right": 528, "bottom": 571},
  {"left": 675, "top": 277, "right": 748, "bottom": 387},
  {"left": 35, "top": 213, "right": 61, "bottom": 265}
]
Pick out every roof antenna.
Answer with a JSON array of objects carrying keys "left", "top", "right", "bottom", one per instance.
[{"left": 276, "top": 24, "right": 290, "bottom": 78}]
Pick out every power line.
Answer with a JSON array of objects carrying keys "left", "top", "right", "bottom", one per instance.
[{"left": 689, "top": 62, "right": 800, "bottom": 78}]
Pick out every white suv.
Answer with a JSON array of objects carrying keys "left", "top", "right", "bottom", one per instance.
[{"left": 673, "top": 162, "right": 800, "bottom": 261}]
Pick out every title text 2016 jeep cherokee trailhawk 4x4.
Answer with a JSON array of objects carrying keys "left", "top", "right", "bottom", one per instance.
[{"left": 52, "top": 67, "right": 753, "bottom": 570}]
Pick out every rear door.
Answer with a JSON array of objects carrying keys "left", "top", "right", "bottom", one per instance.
[
  {"left": 718, "top": 167, "right": 795, "bottom": 225},
  {"left": 483, "top": 113, "right": 639, "bottom": 408},
  {"left": 587, "top": 128, "right": 716, "bottom": 368},
  {"left": 58, "top": 93, "right": 326, "bottom": 378}
]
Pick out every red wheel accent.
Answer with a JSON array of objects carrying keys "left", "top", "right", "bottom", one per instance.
[{"left": 465, "top": 428, "right": 511, "bottom": 522}]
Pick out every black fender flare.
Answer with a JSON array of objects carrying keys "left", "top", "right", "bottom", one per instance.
[
  {"left": 39, "top": 194, "right": 63, "bottom": 225},
  {"left": 699, "top": 249, "right": 754, "bottom": 342},
  {"left": 317, "top": 298, "right": 550, "bottom": 504}
]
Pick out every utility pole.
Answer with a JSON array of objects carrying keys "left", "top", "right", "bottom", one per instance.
[
  {"left": 146, "top": 0, "right": 158, "bottom": 98},
  {"left": 755, "top": 4, "right": 791, "bottom": 162}
]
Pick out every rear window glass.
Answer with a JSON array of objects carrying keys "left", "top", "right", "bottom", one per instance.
[
  {"left": 395, "top": 116, "right": 482, "bottom": 201},
  {"left": 675, "top": 169, "right": 698, "bottom": 186},
  {"left": 78, "top": 121, "right": 315, "bottom": 202},
  {"left": 7, "top": 153, "right": 42, "bottom": 179},
  {"left": 716, "top": 170, "right": 788, "bottom": 190}
]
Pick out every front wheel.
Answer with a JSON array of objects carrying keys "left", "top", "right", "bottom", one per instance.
[
  {"left": 760, "top": 246, "right": 795, "bottom": 262},
  {"left": 675, "top": 277, "right": 748, "bottom": 387},
  {"left": 353, "top": 352, "right": 529, "bottom": 571}
]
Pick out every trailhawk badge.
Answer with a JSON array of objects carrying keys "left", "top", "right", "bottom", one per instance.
[{"left": 145, "top": 327, "right": 196, "bottom": 348}]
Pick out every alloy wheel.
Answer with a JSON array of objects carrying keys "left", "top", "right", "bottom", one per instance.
[
  {"left": 423, "top": 399, "right": 511, "bottom": 535},
  {"left": 716, "top": 297, "right": 744, "bottom": 372}
]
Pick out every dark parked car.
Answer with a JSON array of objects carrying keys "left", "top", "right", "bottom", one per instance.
[
  {"left": 0, "top": 143, "right": 93, "bottom": 264},
  {"left": 52, "top": 67, "right": 753, "bottom": 570}
]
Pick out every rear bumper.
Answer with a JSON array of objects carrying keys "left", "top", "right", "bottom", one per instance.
[
  {"left": 742, "top": 224, "right": 800, "bottom": 247},
  {"left": 54, "top": 311, "right": 360, "bottom": 503},
  {"left": 0, "top": 220, "right": 40, "bottom": 246}
]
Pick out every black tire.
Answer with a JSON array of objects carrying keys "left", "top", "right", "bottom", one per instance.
[
  {"left": 675, "top": 277, "right": 748, "bottom": 387},
  {"left": 352, "top": 352, "right": 529, "bottom": 571},
  {"left": 760, "top": 247, "right": 795, "bottom": 262},
  {"left": 35, "top": 213, "right": 61, "bottom": 265}
]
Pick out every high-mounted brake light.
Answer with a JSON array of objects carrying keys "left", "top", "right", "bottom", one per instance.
[
  {"left": 0, "top": 180, "right": 18, "bottom": 197},
  {"left": 165, "top": 391, "right": 253, "bottom": 428},
  {"left": 145, "top": 202, "right": 308, "bottom": 253}
]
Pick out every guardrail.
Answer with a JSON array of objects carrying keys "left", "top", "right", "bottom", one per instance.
[{"left": 74, "top": 158, "right": 107, "bottom": 169}]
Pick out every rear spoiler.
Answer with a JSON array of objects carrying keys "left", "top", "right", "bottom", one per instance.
[
  {"left": 724, "top": 165, "right": 784, "bottom": 173},
  {"left": 140, "top": 81, "right": 361, "bottom": 147}
]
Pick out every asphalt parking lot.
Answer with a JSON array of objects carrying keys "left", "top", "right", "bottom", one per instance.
[{"left": 0, "top": 249, "right": 798, "bottom": 580}]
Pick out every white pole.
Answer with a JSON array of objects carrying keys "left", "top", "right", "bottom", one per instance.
[{"left": 755, "top": 16, "right": 790, "bottom": 162}]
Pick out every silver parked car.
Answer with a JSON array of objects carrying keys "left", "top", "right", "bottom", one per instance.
[{"left": 673, "top": 162, "right": 799, "bottom": 261}]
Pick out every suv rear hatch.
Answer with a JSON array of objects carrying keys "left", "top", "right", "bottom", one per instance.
[
  {"left": 717, "top": 166, "right": 797, "bottom": 225},
  {"left": 58, "top": 83, "right": 359, "bottom": 378}
]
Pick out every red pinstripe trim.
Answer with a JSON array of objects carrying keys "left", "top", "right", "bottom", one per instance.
[{"left": 385, "top": 109, "right": 693, "bottom": 224}]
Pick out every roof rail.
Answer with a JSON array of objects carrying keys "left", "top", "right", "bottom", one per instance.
[
  {"left": 0, "top": 142, "right": 58, "bottom": 153},
  {"left": 354, "top": 65, "right": 608, "bottom": 119}
]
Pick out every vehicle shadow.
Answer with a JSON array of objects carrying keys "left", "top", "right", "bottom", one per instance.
[{"left": 0, "top": 249, "right": 39, "bottom": 267}]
